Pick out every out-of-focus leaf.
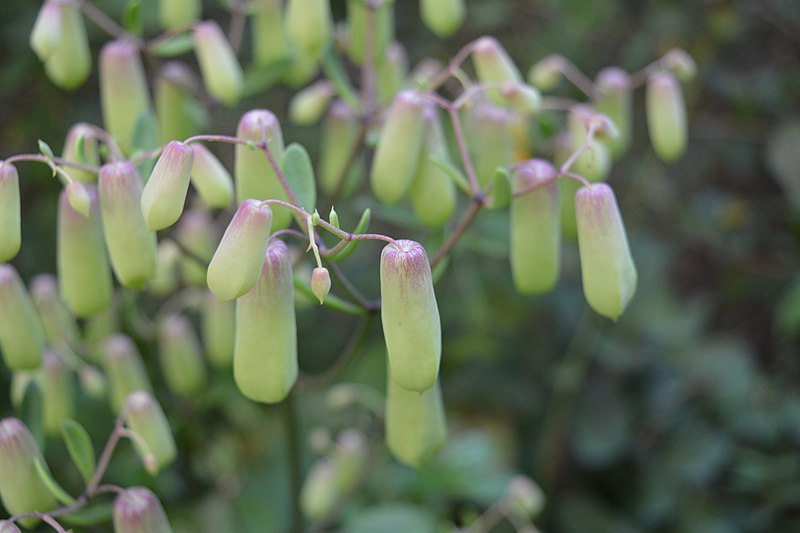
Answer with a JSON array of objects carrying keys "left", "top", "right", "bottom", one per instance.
[
  {"left": 328, "top": 208, "right": 371, "bottom": 262},
  {"left": 281, "top": 143, "right": 317, "bottom": 212},
  {"left": 34, "top": 456, "right": 75, "bottom": 505},
  {"left": 487, "top": 167, "right": 512, "bottom": 210},
  {"left": 431, "top": 157, "right": 470, "bottom": 194},
  {"left": 61, "top": 502, "right": 114, "bottom": 526},
  {"left": 321, "top": 48, "right": 360, "bottom": 111},
  {"left": 557, "top": 493, "right": 638, "bottom": 533},
  {"left": 149, "top": 33, "right": 194, "bottom": 57},
  {"left": 21, "top": 380, "right": 44, "bottom": 449},
  {"left": 242, "top": 59, "right": 293, "bottom": 98},
  {"left": 347, "top": 505, "right": 437, "bottom": 533},
  {"left": 61, "top": 419, "right": 96, "bottom": 485},
  {"left": 132, "top": 110, "right": 160, "bottom": 179},
  {"left": 122, "top": 0, "right": 142, "bottom": 36},
  {"left": 571, "top": 380, "right": 633, "bottom": 467}
]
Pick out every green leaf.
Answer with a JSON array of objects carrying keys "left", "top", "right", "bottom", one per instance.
[
  {"left": 242, "top": 59, "right": 293, "bottom": 98},
  {"left": 20, "top": 379, "right": 44, "bottom": 449},
  {"left": 328, "top": 208, "right": 371, "bottom": 262},
  {"left": 431, "top": 157, "right": 470, "bottom": 194},
  {"left": 61, "top": 419, "right": 96, "bottom": 485},
  {"left": 38, "top": 139, "right": 54, "bottom": 159},
  {"left": 34, "top": 456, "right": 76, "bottom": 505},
  {"left": 321, "top": 48, "right": 361, "bottom": 110},
  {"left": 487, "top": 167, "right": 512, "bottom": 210},
  {"left": 347, "top": 505, "right": 437, "bottom": 533},
  {"left": 281, "top": 143, "right": 317, "bottom": 212},
  {"left": 61, "top": 502, "right": 114, "bottom": 527},
  {"left": 149, "top": 32, "right": 195, "bottom": 57},
  {"left": 122, "top": 0, "right": 142, "bottom": 36},
  {"left": 132, "top": 110, "right": 160, "bottom": 179}
]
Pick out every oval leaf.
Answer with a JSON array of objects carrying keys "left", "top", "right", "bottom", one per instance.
[
  {"left": 34, "top": 456, "right": 76, "bottom": 505},
  {"left": 431, "top": 157, "right": 470, "bottom": 194},
  {"left": 328, "top": 208, "right": 371, "bottom": 262},
  {"left": 149, "top": 33, "right": 195, "bottom": 57},
  {"left": 487, "top": 167, "right": 512, "bottom": 210},
  {"left": 281, "top": 143, "right": 317, "bottom": 212},
  {"left": 61, "top": 419, "right": 97, "bottom": 485}
]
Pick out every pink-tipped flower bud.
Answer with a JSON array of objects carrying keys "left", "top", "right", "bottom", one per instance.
[
  {"left": 66, "top": 181, "right": 91, "bottom": 217},
  {"left": 0, "top": 265, "right": 45, "bottom": 370},
  {"left": 285, "top": 0, "right": 332, "bottom": 63},
  {"left": 149, "top": 240, "right": 182, "bottom": 296},
  {"left": 31, "top": 274, "right": 80, "bottom": 346},
  {"left": 289, "top": 80, "right": 334, "bottom": 125},
  {"left": 347, "top": 0, "right": 394, "bottom": 65},
  {"left": 235, "top": 110, "right": 291, "bottom": 228},
  {"left": 99, "top": 162, "right": 157, "bottom": 288},
  {"left": 30, "top": 0, "right": 63, "bottom": 61},
  {"left": 103, "top": 335, "right": 153, "bottom": 413},
  {"left": 663, "top": 48, "right": 697, "bottom": 82},
  {"left": 176, "top": 209, "right": 215, "bottom": 287},
  {"left": 421, "top": 0, "right": 465, "bottom": 38},
  {"left": 594, "top": 67, "right": 632, "bottom": 159},
  {"left": 158, "top": 314, "right": 207, "bottom": 397},
  {"left": 386, "top": 375, "right": 447, "bottom": 467},
  {"left": 646, "top": 72, "right": 687, "bottom": 162},
  {"left": 57, "top": 184, "right": 113, "bottom": 317},
  {"left": 0, "top": 418, "right": 57, "bottom": 520},
  {"left": 39, "top": 350, "right": 76, "bottom": 435},
  {"left": 527, "top": 54, "right": 564, "bottom": 91},
  {"left": 469, "top": 103, "right": 516, "bottom": 188},
  {"left": 252, "top": 0, "right": 290, "bottom": 66},
  {"left": 113, "top": 486, "right": 174, "bottom": 533},
  {"left": 193, "top": 21, "right": 243, "bottom": 107},
  {"left": 0, "top": 520, "right": 21, "bottom": 533},
  {"left": 311, "top": 267, "right": 331, "bottom": 304},
  {"left": 159, "top": 0, "right": 200, "bottom": 30},
  {"left": 61, "top": 124, "right": 100, "bottom": 183},
  {"left": 380, "top": 240, "right": 441, "bottom": 393},
  {"left": 319, "top": 101, "right": 363, "bottom": 196},
  {"left": 156, "top": 62, "right": 208, "bottom": 144},
  {"left": 472, "top": 36, "right": 522, "bottom": 105},
  {"left": 499, "top": 82, "right": 542, "bottom": 115},
  {"left": 375, "top": 42, "right": 408, "bottom": 105},
  {"left": 37, "top": 2, "right": 91, "bottom": 91},
  {"left": 575, "top": 183, "right": 637, "bottom": 320},
  {"left": 125, "top": 391, "right": 177, "bottom": 471},
  {"left": 566, "top": 105, "right": 613, "bottom": 183},
  {"left": 190, "top": 144, "right": 234, "bottom": 209},
  {"left": 78, "top": 365, "right": 107, "bottom": 400},
  {"left": 0, "top": 163, "right": 21, "bottom": 262},
  {"left": 141, "top": 140, "right": 194, "bottom": 231},
  {"left": 510, "top": 160, "right": 561, "bottom": 294},
  {"left": 331, "top": 429, "right": 367, "bottom": 493},
  {"left": 370, "top": 91, "right": 426, "bottom": 204},
  {"left": 202, "top": 291, "right": 235, "bottom": 368},
  {"left": 234, "top": 239, "right": 298, "bottom": 403},
  {"left": 207, "top": 199, "right": 272, "bottom": 301},
  {"left": 100, "top": 40, "right": 153, "bottom": 154}
]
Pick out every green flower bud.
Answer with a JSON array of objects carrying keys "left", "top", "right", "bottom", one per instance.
[
  {"left": 499, "top": 82, "right": 542, "bottom": 115},
  {"left": 40, "top": 3, "right": 91, "bottom": 91},
  {"left": 0, "top": 265, "right": 45, "bottom": 370},
  {"left": 386, "top": 376, "right": 446, "bottom": 467},
  {"left": 99, "top": 162, "right": 157, "bottom": 288},
  {"left": 30, "top": 0, "right": 62, "bottom": 61},
  {"left": 421, "top": 0, "right": 465, "bottom": 38},
  {"left": 78, "top": 365, "right": 107, "bottom": 400},
  {"left": 66, "top": 181, "right": 91, "bottom": 217},
  {"left": 469, "top": 103, "right": 516, "bottom": 188},
  {"left": 38, "top": 350, "right": 76, "bottom": 435},
  {"left": 190, "top": 143, "right": 234, "bottom": 209},
  {"left": 376, "top": 42, "right": 408, "bottom": 105},
  {"left": 575, "top": 183, "right": 637, "bottom": 320},
  {"left": 193, "top": 21, "right": 243, "bottom": 107},
  {"left": 0, "top": 163, "right": 21, "bottom": 262},
  {"left": 207, "top": 199, "right": 272, "bottom": 301},
  {"left": 234, "top": 239, "right": 298, "bottom": 403},
  {"left": 113, "top": 486, "right": 174, "bottom": 533},
  {"left": 148, "top": 240, "right": 181, "bottom": 296},
  {"left": 156, "top": 62, "right": 208, "bottom": 144},
  {"left": 594, "top": 67, "right": 632, "bottom": 159},
  {"left": 176, "top": 209, "right": 215, "bottom": 287},
  {"left": 252, "top": 0, "right": 289, "bottom": 66},
  {"left": 300, "top": 459, "right": 338, "bottom": 520},
  {"left": 61, "top": 123, "right": 100, "bottom": 183},
  {"left": 347, "top": 0, "right": 394, "bottom": 65},
  {"left": 31, "top": 274, "right": 80, "bottom": 346},
  {"left": 663, "top": 48, "right": 697, "bottom": 82},
  {"left": 58, "top": 184, "right": 113, "bottom": 317},
  {"left": 202, "top": 291, "right": 235, "bottom": 368},
  {"left": 409, "top": 58, "right": 443, "bottom": 89},
  {"left": 84, "top": 302, "right": 121, "bottom": 364},
  {"left": 331, "top": 429, "right": 367, "bottom": 493},
  {"left": 141, "top": 140, "right": 194, "bottom": 231},
  {"left": 371, "top": 91, "right": 426, "bottom": 204},
  {"left": 158, "top": 314, "right": 207, "bottom": 397},
  {"left": 311, "top": 267, "right": 331, "bottom": 304},
  {"left": 285, "top": 0, "right": 332, "bottom": 63},
  {"left": 646, "top": 72, "right": 687, "bottom": 162},
  {"left": 125, "top": 391, "right": 177, "bottom": 471},
  {"left": 289, "top": 81, "right": 334, "bottom": 125},
  {"left": 103, "top": 335, "right": 153, "bottom": 414},
  {"left": 282, "top": 55, "right": 319, "bottom": 88},
  {"left": 567, "top": 105, "right": 612, "bottom": 183},
  {"left": 472, "top": 36, "right": 522, "bottom": 106},
  {"left": 319, "top": 101, "right": 363, "bottom": 197},
  {"left": 527, "top": 54, "right": 563, "bottom": 91},
  {"left": 100, "top": 40, "right": 153, "bottom": 154},
  {"left": 0, "top": 418, "right": 57, "bottom": 523},
  {"left": 235, "top": 110, "right": 291, "bottom": 229},
  {"left": 510, "top": 160, "right": 561, "bottom": 294},
  {"left": 380, "top": 240, "right": 441, "bottom": 392},
  {"left": 159, "top": 0, "right": 200, "bottom": 30}
]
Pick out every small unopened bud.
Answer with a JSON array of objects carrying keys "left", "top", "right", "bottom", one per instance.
[
  {"left": 527, "top": 55, "right": 564, "bottom": 91},
  {"left": 66, "top": 181, "right": 91, "bottom": 217},
  {"left": 386, "top": 376, "right": 447, "bottom": 467},
  {"left": 285, "top": 0, "right": 332, "bottom": 63},
  {"left": 376, "top": 42, "right": 408, "bottom": 105},
  {"left": 252, "top": 0, "right": 290, "bottom": 66},
  {"left": 61, "top": 124, "right": 100, "bottom": 183},
  {"left": 300, "top": 459, "right": 338, "bottom": 520},
  {"left": 575, "top": 183, "right": 637, "bottom": 320},
  {"left": 663, "top": 48, "right": 697, "bottom": 81},
  {"left": 39, "top": 3, "right": 91, "bottom": 91},
  {"left": 207, "top": 199, "right": 273, "bottom": 301},
  {"left": 149, "top": 240, "right": 182, "bottom": 296},
  {"left": 0, "top": 163, "right": 21, "bottom": 262},
  {"left": 113, "top": 486, "right": 174, "bottom": 533},
  {"left": 159, "top": 0, "right": 200, "bottom": 30},
  {"left": 31, "top": 274, "right": 80, "bottom": 345},
  {"left": 0, "top": 265, "right": 45, "bottom": 370},
  {"left": 125, "top": 391, "right": 177, "bottom": 471},
  {"left": 328, "top": 207, "right": 340, "bottom": 229},
  {"left": 103, "top": 335, "right": 153, "bottom": 413},
  {"left": 193, "top": 21, "right": 243, "bottom": 107},
  {"left": 421, "top": 0, "right": 465, "bottom": 38},
  {"left": 141, "top": 140, "right": 194, "bottom": 230},
  {"left": 311, "top": 267, "right": 331, "bottom": 304},
  {"left": 39, "top": 350, "right": 76, "bottom": 435},
  {"left": 646, "top": 72, "right": 687, "bottom": 162},
  {"left": 190, "top": 143, "right": 234, "bottom": 209},
  {"left": 595, "top": 67, "right": 632, "bottom": 158},
  {"left": 319, "top": 101, "right": 363, "bottom": 196},
  {"left": 79, "top": 365, "right": 107, "bottom": 400},
  {"left": 202, "top": 291, "right": 235, "bottom": 368},
  {"left": 158, "top": 314, "right": 207, "bottom": 397},
  {"left": 234, "top": 239, "right": 298, "bottom": 403},
  {"left": 0, "top": 418, "right": 57, "bottom": 520},
  {"left": 156, "top": 62, "right": 208, "bottom": 144},
  {"left": 505, "top": 475, "right": 545, "bottom": 517},
  {"left": 143, "top": 454, "right": 159, "bottom": 476},
  {"left": 472, "top": 37, "right": 522, "bottom": 105},
  {"left": 409, "top": 103, "right": 456, "bottom": 227},
  {"left": 469, "top": 103, "right": 516, "bottom": 188},
  {"left": 289, "top": 81, "right": 334, "bottom": 125},
  {"left": 380, "top": 240, "right": 441, "bottom": 393},
  {"left": 176, "top": 209, "right": 215, "bottom": 287},
  {"left": 347, "top": 0, "right": 394, "bottom": 65}
]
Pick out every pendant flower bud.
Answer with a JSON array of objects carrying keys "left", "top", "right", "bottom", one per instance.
[
  {"left": 331, "top": 429, "right": 367, "bottom": 493},
  {"left": 499, "top": 82, "right": 542, "bottom": 115},
  {"left": 421, "top": 0, "right": 465, "bottom": 38},
  {"left": 113, "top": 486, "right": 174, "bottom": 533},
  {"left": 85, "top": 304, "right": 121, "bottom": 364},
  {"left": 99, "top": 162, "right": 157, "bottom": 288},
  {"left": 207, "top": 199, "right": 272, "bottom": 301},
  {"left": 125, "top": 391, "right": 177, "bottom": 471},
  {"left": 103, "top": 335, "right": 153, "bottom": 413},
  {"left": 202, "top": 291, "right": 235, "bottom": 368},
  {"left": 252, "top": 0, "right": 289, "bottom": 66},
  {"left": 595, "top": 68, "right": 632, "bottom": 158},
  {"left": 472, "top": 37, "right": 522, "bottom": 105},
  {"left": 31, "top": 274, "right": 80, "bottom": 345},
  {"left": 663, "top": 48, "right": 697, "bottom": 82},
  {"left": 156, "top": 62, "right": 208, "bottom": 144},
  {"left": 0, "top": 163, "right": 21, "bottom": 262},
  {"left": 0, "top": 265, "right": 45, "bottom": 370},
  {"left": 646, "top": 72, "right": 687, "bottom": 162},
  {"left": 176, "top": 209, "right": 215, "bottom": 287},
  {"left": 149, "top": 240, "right": 182, "bottom": 296},
  {"left": 347, "top": 0, "right": 394, "bottom": 65},
  {"left": 159, "top": 0, "right": 200, "bottom": 30},
  {"left": 0, "top": 520, "right": 21, "bottom": 533},
  {"left": 469, "top": 104, "right": 516, "bottom": 188},
  {"left": 527, "top": 55, "right": 564, "bottom": 91},
  {"left": 300, "top": 459, "right": 338, "bottom": 520},
  {"left": 285, "top": 0, "right": 332, "bottom": 63},
  {"left": 380, "top": 240, "right": 441, "bottom": 393},
  {"left": 566, "top": 105, "right": 612, "bottom": 183},
  {"left": 505, "top": 476, "right": 545, "bottom": 518},
  {"left": 158, "top": 314, "right": 207, "bottom": 397},
  {"left": 78, "top": 365, "right": 107, "bottom": 400},
  {"left": 376, "top": 42, "right": 408, "bottom": 105},
  {"left": 30, "top": 0, "right": 62, "bottom": 61},
  {"left": 141, "top": 140, "right": 194, "bottom": 231},
  {"left": 190, "top": 143, "right": 234, "bottom": 209},
  {"left": 409, "top": 104, "right": 456, "bottom": 227},
  {"left": 39, "top": 350, "right": 76, "bottom": 435},
  {"left": 319, "top": 101, "right": 362, "bottom": 196},
  {"left": 575, "top": 183, "right": 637, "bottom": 320},
  {"left": 66, "top": 181, "right": 91, "bottom": 217},
  {"left": 289, "top": 80, "right": 334, "bottom": 125},
  {"left": 39, "top": 3, "right": 91, "bottom": 91},
  {"left": 193, "top": 21, "right": 243, "bottom": 107},
  {"left": 311, "top": 267, "right": 331, "bottom": 304},
  {"left": 386, "top": 376, "right": 447, "bottom": 467},
  {"left": 370, "top": 91, "right": 426, "bottom": 204},
  {"left": 234, "top": 239, "right": 298, "bottom": 403},
  {"left": 61, "top": 124, "right": 100, "bottom": 183}
]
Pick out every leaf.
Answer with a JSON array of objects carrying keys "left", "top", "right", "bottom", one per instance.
[
  {"left": 61, "top": 502, "right": 114, "bottom": 527},
  {"left": 242, "top": 59, "right": 293, "bottom": 98},
  {"left": 34, "top": 456, "right": 76, "bottom": 505},
  {"left": 38, "top": 139, "right": 54, "bottom": 159},
  {"left": 149, "top": 33, "right": 195, "bottom": 57},
  {"left": 431, "top": 157, "right": 470, "bottom": 194},
  {"left": 61, "top": 419, "right": 96, "bottom": 485},
  {"left": 132, "top": 110, "right": 160, "bottom": 179},
  {"left": 122, "top": 0, "right": 142, "bottom": 36},
  {"left": 20, "top": 379, "right": 44, "bottom": 449},
  {"left": 487, "top": 167, "right": 512, "bottom": 209},
  {"left": 328, "top": 208, "right": 371, "bottom": 262},
  {"left": 281, "top": 143, "right": 317, "bottom": 212},
  {"left": 321, "top": 47, "right": 361, "bottom": 110},
  {"left": 347, "top": 505, "right": 437, "bottom": 533}
]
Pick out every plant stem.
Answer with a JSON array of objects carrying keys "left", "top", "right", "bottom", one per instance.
[
  {"left": 76, "top": 0, "right": 145, "bottom": 48},
  {"left": 430, "top": 198, "right": 483, "bottom": 270}
]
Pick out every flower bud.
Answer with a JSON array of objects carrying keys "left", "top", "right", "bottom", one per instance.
[
  {"left": 311, "top": 267, "right": 331, "bottom": 304},
  {"left": 176, "top": 209, "right": 215, "bottom": 287},
  {"left": 156, "top": 62, "right": 208, "bottom": 144},
  {"left": 104, "top": 335, "right": 153, "bottom": 413},
  {"left": 370, "top": 91, "right": 426, "bottom": 204},
  {"left": 285, "top": 0, "right": 332, "bottom": 63},
  {"left": 31, "top": 274, "right": 80, "bottom": 346},
  {"left": 499, "top": 82, "right": 542, "bottom": 115},
  {"left": 190, "top": 144, "right": 234, "bottom": 209},
  {"left": 566, "top": 105, "right": 612, "bottom": 183},
  {"left": 527, "top": 55, "right": 563, "bottom": 91},
  {"left": 149, "top": 240, "right": 182, "bottom": 296},
  {"left": 234, "top": 239, "right": 298, "bottom": 403},
  {"left": 319, "top": 101, "right": 363, "bottom": 196},
  {"left": 505, "top": 475, "right": 545, "bottom": 518},
  {"left": 207, "top": 199, "right": 272, "bottom": 301},
  {"left": 252, "top": 0, "right": 290, "bottom": 66},
  {"left": 193, "top": 21, "right": 243, "bottom": 107},
  {"left": 663, "top": 48, "right": 697, "bottom": 82},
  {"left": 202, "top": 291, "right": 235, "bottom": 368},
  {"left": 0, "top": 418, "right": 57, "bottom": 520},
  {"left": 100, "top": 40, "right": 153, "bottom": 154},
  {"left": 30, "top": 0, "right": 62, "bottom": 61},
  {"left": 57, "top": 185, "right": 113, "bottom": 317},
  {"left": 300, "top": 459, "right": 338, "bottom": 520},
  {"left": 0, "top": 163, "right": 21, "bottom": 262},
  {"left": 646, "top": 72, "right": 687, "bottom": 162},
  {"left": 159, "top": 0, "right": 200, "bottom": 30},
  {"left": 380, "top": 240, "right": 441, "bottom": 392},
  {"left": 113, "top": 486, "right": 174, "bottom": 533},
  {"left": 575, "top": 183, "right": 637, "bottom": 320},
  {"left": 141, "top": 140, "right": 194, "bottom": 231},
  {"left": 347, "top": 0, "right": 394, "bottom": 65},
  {"left": 38, "top": 350, "right": 76, "bottom": 435},
  {"left": 421, "top": 0, "right": 465, "bottom": 38},
  {"left": 61, "top": 124, "right": 100, "bottom": 183},
  {"left": 289, "top": 81, "right": 334, "bottom": 125},
  {"left": 331, "top": 429, "right": 367, "bottom": 493},
  {"left": 158, "top": 314, "right": 207, "bottom": 397},
  {"left": 125, "top": 391, "right": 177, "bottom": 471},
  {"left": 594, "top": 67, "right": 632, "bottom": 159},
  {"left": 0, "top": 265, "right": 45, "bottom": 370},
  {"left": 385, "top": 376, "right": 446, "bottom": 467},
  {"left": 375, "top": 42, "right": 408, "bottom": 105},
  {"left": 235, "top": 110, "right": 291, "bottom": 229},
  {"left": 40, "top": 3, "right": 91, "bottom": 91},
  {"left": 409, "top": 104, "right": 456, "bottom": 227},
  {"left": 472, "top": 36, "right": 522, "bottom": 105},
  {"left": 78, "top": 365, "right": 107, "bottom": 400},
  {"left": 66, "top": 181, "right": 91, "bottom": 217},
  {"left": 469, "top": 103, "right": 516, "bottom": 188},
  {"left": 410, "top": 58, "right": 443, "bottom": 88},
  {"left": 510, "top": 160, "right": 561, "bottom": 294}
]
